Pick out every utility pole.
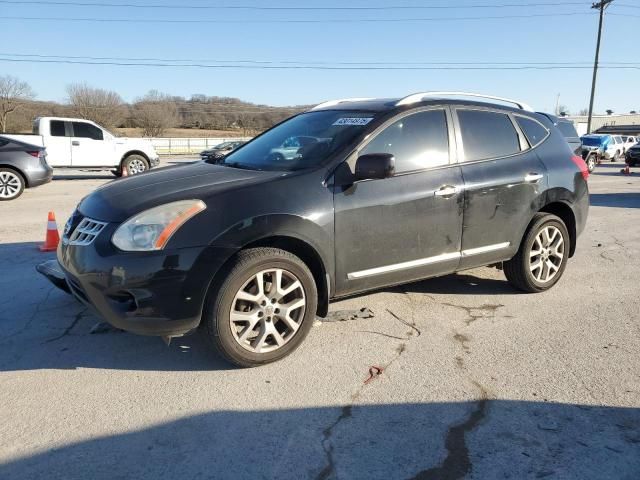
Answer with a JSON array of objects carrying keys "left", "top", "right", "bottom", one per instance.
[
  {"left": 555, "top": 93, "right": 560, "bottom": 115},
  {"left": 587, "top": 0, "right": 614, "bottom": 134}
]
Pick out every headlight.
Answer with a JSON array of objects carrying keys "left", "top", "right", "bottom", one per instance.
[{"left": 112, "top": 200, "right": 206, "bottom": 251}]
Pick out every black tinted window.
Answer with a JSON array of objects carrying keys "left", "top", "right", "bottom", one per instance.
[
  {"left": 361, "top": 110, "right": 449, "bottom": 172},
  {"left": 72, "top": 122, "right": 103, "bottom": 140},
  {"left": 556, "top": 120, "right": 578, "bottom": 138},
  {"left": 458, "top": 110, "right": 521, "bottom": 161},
  {"left": 516, "top": 116, "right": 548, "bottom": 147},
  {"left": 50, "top": 120, "right": 66, "bottom": 137},
  {"left": 0, "top": 139, "right": 8, "bottom": 147}
]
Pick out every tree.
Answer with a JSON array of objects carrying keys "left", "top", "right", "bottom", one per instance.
[
  {"left": 557, "top": 105, "right": 570, "bottom": 116},
  {"left": 66, "top": 82, "right": 125, "bottom": 127},
  {"left": 605, "top": 109, "right": 614, "bottom": 115},
  {"left": 132, "top": 90, "right": 179, "bottom": 137},
  {"left": 578, "top": 108, "right": 589, "bottom": 116},
  {"left": 0, "top": 75, "right": 35, "bottom": 133}
]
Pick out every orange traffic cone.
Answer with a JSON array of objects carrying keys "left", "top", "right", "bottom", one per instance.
[
  {"left": 121, "top": 165, "right": 128, "bottom": 177},
  {"left": 621, "top": 165, "right": 631, "bottom": 175},
  {"left": 39, "top": 211, "right": 60, "bottom": 252}
]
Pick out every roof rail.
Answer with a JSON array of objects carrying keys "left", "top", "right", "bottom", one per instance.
[
  {"left": 395, "top": 91, "right": 533, "bottom": 111},
  {"left": 311, "top": 97, "right": 375, "bottom": 110}
]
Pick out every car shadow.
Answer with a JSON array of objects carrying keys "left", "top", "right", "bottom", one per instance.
[
  {"left": 590, "top": 193, "right": 640, "bottom": 209},
  {"left": 0, "top": 401, "right": 638, "bottom": 479}
]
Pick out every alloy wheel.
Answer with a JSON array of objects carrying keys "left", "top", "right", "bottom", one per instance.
[
  {"left": 0, "top": 171, "right": 22, "bottom": 199},
  {"left": 529, "top": 225, "right": 565, "bottom": 283},
  {"left": 229, "top": 268, "right": 306, "bottom": 353},
  {"left": 127, "top": 159, "right": 147, "bottom": 175}
]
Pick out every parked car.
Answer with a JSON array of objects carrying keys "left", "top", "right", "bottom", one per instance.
[
  {"left": 268, "top": 136, "right": 320, "bottom": 161},
  {"left": 4, "top": 117, "right": 159, "bottom": 176},
  {"left": 623, "top": 136, "right": 638, "bottom": 153},
  {"left": 625, "top": 143, "right": 640, "bottom": 167},
  {"left": 38, "top": 92, "right": 589, "bottom": 367},
  {"left": 580, "top": 134, "right": 619, "bottom": 170},
  {"left": 200, "top": 141, "right": 245, "bottom": 162},
  {"left": 0, "top": 135, "right": 52, "bottom": 201}
]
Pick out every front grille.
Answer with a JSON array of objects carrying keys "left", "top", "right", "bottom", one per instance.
[{"left": 68, "top": 217, "right": 108, "bottom": 246}]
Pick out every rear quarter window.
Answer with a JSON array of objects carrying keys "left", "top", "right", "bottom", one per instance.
[
  {"left": 50, "top": 121, "right": 66, "bottom": 137},
  {"left": 457, "top": 109, "right": 521, "bottom": 161},
  {"left": 516, "top": 116, "right": 549, "bottom": 147}
]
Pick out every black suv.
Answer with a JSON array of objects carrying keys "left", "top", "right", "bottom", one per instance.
[{"left": 39, "top": 92, "right": 589, "bottom": 367}]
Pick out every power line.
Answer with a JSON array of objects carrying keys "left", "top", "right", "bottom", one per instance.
[
  {"left": 0, "top": 0, "right": 595, "bottom": 10},
  {"left": 0, "top": 12, "right": 595, "bottom": 24},
  {"left": 4, "top": 52, "right": 639, "bottom": 66},
  {"left": 2, "top": 57, "right": 639, "bottom": 70}
]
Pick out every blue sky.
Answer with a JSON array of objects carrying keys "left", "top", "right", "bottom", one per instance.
[{"left": 0, "top": 0, "right": 638, "bottom": 114}]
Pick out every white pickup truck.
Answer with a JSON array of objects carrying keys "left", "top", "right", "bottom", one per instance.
[{"left": 5, "top": 117, "right": 160, "bottom": 175}]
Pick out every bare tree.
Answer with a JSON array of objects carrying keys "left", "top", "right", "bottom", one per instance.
[
  {"left": 0, "top": 75, "right": 35, "bottom": 133},
  {"left": 66, "top": 82, "right": 125, "bottom": 127},
  {"left": 132, "top": 90, "right": 179, "bottom": 137},
  {"left": 605, "top": 109, "right": 614, "bottom": 115},
  {"left": 578, "top": 108, "right": 589, "bottom": 116}
]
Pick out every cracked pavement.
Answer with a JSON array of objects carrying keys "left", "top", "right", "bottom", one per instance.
[{"left": 0, "top": 159, "right": 639, "bottom": 479}]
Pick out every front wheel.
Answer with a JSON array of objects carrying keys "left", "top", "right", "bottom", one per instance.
[
  {"left": 504, "top": 213, "right": 570, "bottom": 293},
  {"left": 612, "top": 151, "right": 620, "bottom": 162},
  {"left": 586, "top": 154, "right": 596, "bottom": 173},
  {"left": 0, "top": 168, "right": 25, "bottom": 201},
  {"left": 203, "top": 248, "right": 318, "bottom": 367},
  {"left": 122, "top": 154, "right": 149, "bottom": 175}
]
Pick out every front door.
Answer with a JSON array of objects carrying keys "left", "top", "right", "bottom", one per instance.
[
  {"left": 453, "top": 108, "right": 548, "bottom": 269},
  {"left": 333, "top": 108, "right": 464, "bottom": 296},
  {"left": 70, "top": 121, "right": 113, "bottom": 167}
]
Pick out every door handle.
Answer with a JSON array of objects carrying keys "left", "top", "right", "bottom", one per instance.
[
  {"left": 72, "top": 141, "right": 80, "bottom": 146},
  {"left": 434, "top": 185, "right": 458, "bottom": 197},
  {"left": 524, "top": 173, "right": 543, "bottom": 182}
]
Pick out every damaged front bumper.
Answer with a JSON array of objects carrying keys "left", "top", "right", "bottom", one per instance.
[{"left": 35, "top": 260, "right": 71, "bottom": 295}]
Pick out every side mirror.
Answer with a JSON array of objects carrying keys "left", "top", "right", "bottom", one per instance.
[{"left": 355, "top": 153, "right": 396, "bottom": 181}]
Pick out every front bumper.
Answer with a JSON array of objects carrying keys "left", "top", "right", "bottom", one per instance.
[
  {"left": 38, "top": 229, "right": 235, "bottom": 337},
  {"left": 625, "top": 151, "right": 640, "bottom": 165}
]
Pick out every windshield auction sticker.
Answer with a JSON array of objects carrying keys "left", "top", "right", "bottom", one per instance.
[{"left": 333, "top": 117, "right": 374, "bottom": 126}]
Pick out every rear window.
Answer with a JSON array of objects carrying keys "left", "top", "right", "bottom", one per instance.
[
  {"left": 556, "top": 120, "right": 578, "bottom": 138},
  {"left": 458, "top": 109, "right": 521, "bottom": 161},
  {"left": 516, "top": 116, "right": 548, "bottom": 147},
  {"left": 50, "top": 120, "right": 66, "bottom": 137}
]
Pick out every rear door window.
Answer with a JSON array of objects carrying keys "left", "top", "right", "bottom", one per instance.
[
  {"left": 457, "top": 109, "right": 521, "bottom": 161},
  {"left": 50, "top": 120, "right": 67, "bottom": 137},
  {"left": 516, "top": 116, "right": 549, "bottom": 147},
  {"left": 72, "top": 122, "right": 104, "bottom": 140},
  {"left": 361, "top": 109, "right": 449, "bottom": 172}
]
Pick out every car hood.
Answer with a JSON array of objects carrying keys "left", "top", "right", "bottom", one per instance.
[{"left": 78, "top": 161, "right": 283, "bottom": 222}]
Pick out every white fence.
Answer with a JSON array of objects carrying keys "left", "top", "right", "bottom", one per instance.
[{"left": 149, "top": 137, "right": 252, "bottom": 155}]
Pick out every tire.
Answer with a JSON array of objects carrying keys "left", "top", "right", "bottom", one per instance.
[
  {"left": 203, "top": 247, "right": 318, "bottom": 367},
  {"left": 504, "top": 213, "right": 570, "bottom": 293},
  {"left": 586, "top": 154, "right": 596, "bottom": 173},
  {"left": 122, "top": 154, "right": 149, "bottom": 175},
  {"left": 0, "top": 168, "right": 25, "bottom": 201},
  {"left": 612, "top": 151, "right": 620, "bottom": 162}
]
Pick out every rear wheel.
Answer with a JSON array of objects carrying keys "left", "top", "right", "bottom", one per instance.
[
  {"left": 504, "top": 213, "right": 569, "bottom": 293},
  {"left": 203, "top": 248, "right": 318, "bottom": 367},
  {"left": 586, "top": 154, "right": 596, "bottom": 173},
  {"left": 612, "top": 151, "right": 620, "bottom": 162},
  {"left": 0, "top": 168, "right": 25, "bottom": 201},
  {"left": 122, "top": 154, "right": 149, "bottom": 175}
]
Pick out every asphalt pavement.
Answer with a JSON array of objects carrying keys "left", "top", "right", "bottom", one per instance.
[{"left": 0, "top": 158, "right": 638, "bottom": 479}]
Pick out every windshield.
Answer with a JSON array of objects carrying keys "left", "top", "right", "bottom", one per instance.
[{"left": 222, "top": 110, "right": 377, "bottom": 171}]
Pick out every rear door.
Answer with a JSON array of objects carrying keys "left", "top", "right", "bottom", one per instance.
[
  {"left": 43, "top": 120, "right": 72, "bottom": 167},
  {"left": 333, "top": 107, "right": 464, "bottom": 295},
  {"left": 453, "top": 108, "right": 548, "bottom": 269},
  {"left": 70, "top": 121, "right": 114, "bottom": 167}
]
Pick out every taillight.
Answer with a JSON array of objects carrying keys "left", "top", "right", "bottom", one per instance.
[
  {"left": 27, "top": 151, "right": 40, "bottom": 158},
  {"left": 571, "top": 155, "right": 589, "bottom": 181}
]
